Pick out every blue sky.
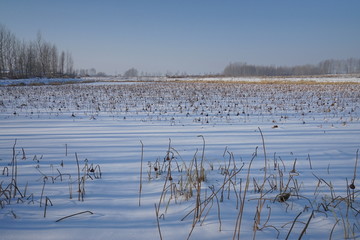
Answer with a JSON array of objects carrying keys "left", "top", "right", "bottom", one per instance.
[{"left": 1, "top": 0, "right": 359, "bottom": 75}]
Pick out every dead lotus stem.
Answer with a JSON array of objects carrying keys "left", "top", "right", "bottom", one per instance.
[
  {"left": 68, "top": 177, "right": 73, "bottom": 199},
  {"left": 10, "top": 139, "right": 18, "bottom": 199},
  {"left": 255, "top": 206, "right": 280, "bottom": 239},
  {"left": 21, "top": 147, "right": 26, "bottom": 160},
  {"left": 298, "top": 210, "right": 314, "bottom": 239},
  {"left": 282, "top": 175, "right": 295, "bottom": 194},
  {"left": 329, "top": 219, "right": 340, "bottom": 240},
  {"left": 2, "top": 166, "right": 9, "bottom": 176},
  {"left": 75, "top": 152, "right": 81, "bottom": 201},
  {"left": 197, "top": 135, "right": 206, "bottom": 178},
  {"left": 252, "top": 129, "right": 269, "bottom": 234},
  {"left": 290, "top": 158, "right": 298, "bottom": 175},
  {"left": 40, "top": 176, "right": 48, "bottom": 207},
  {"left": 43, "top": 196, "right": 53, "bottom": 218},
  {"left": 157, "top": 158, "right": 173, "bottom": 213},
  {"left": 350, "top": 149, "right": 359, "bottom": 189},
  {"left": 307, "top": 153, "right": 313, "bottom": 170},
  {"left": 233, "top": 147, "right": 257, "bottom": 240},
  {"left": 285, "top": 211, "right": 302, "bottom": 240},
  {"left": 199, "top": 194, "right": 214, "bottom": 226},
  {"left": 253, "top": 197, "right": 267, "bottom": 234},
  {"left": 191, "top": 149, "right": 202, "bottom": 220},
  {"left": 93, "top": 164, "right": 102, "bottom": 178},
  {"left": 229, "top": 178, "right": 240, "bottom": 209},
  {"left": 138, "top": 140, "right": 144, "bottom": 207},
  {"left": 166, "top": 138, "right": 172, "bottom": 161},
  {"left": 220, "top": 168, "right": 228, "bottom": 202},
  {"left": 154, "top": 203, "right": 163, "bottom": 240},
  {"left": 170, "top": 147, "right": 185, "bottom": 171},
  {"left": 23, "top": 182, "right": 28, "bottom": 197},
  {"left": 187, "top": 193, "right": 216, "bottom": 240},
  {"left": 214, "top": 188, "right": 222, "bottom": 231},
  {"left": 258, "top": 127, "right": 267, "bottom": 190},
  {"left": 163, "top": 183, "right": 177, "bottom": 213},
  {"left": 80, "top": 176, "right": 85, "bottom": 201},
  {"left": 56, "top": 169, "right": 63, "bottom": 181}
]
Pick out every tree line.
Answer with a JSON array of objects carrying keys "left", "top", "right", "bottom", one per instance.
[
  {"left": 0, "top": 24, "right": 75, "bottom": 79},
  {"left": 223, "top": 58, "right": 360, "bottom": 77}
]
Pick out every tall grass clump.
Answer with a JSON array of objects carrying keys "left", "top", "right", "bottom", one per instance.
[
  {"left": 0, "top": 142, "right": 102, "bottom": 220},
  {"left": 141, "top": 135, "right": 360, "bottom": 239}
]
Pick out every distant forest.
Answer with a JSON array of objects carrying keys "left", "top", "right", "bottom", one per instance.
[
  {"left": 223, "top": 58, "right": 360, "bottom": 77},
  {"left": 0, "top": 24, "right": 75, "bottom": 79}
]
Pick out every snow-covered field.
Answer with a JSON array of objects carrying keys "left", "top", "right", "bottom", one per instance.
[{"left": 0, "top": 80, "right": 359, "bottom": 239}]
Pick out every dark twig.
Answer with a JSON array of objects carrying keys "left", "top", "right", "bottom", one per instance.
[
  {"left": 298, "top": 210, "right": 314, "bottom": 239},
  {"left": 55, "top": 211, "right": 94, "bottom": 222}
]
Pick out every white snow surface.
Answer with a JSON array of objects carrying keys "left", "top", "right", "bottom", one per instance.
[{"left": 0, "top": 80, "right": 359, "bottom": 239}]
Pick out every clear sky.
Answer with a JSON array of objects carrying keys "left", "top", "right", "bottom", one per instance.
[{"left": 1, "top": 0, "right": 359, "bottom": 75}]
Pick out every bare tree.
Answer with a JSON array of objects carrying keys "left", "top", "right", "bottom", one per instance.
[
  {"left": 59, "top": 51, "right": 65, "bottom": 75},
  {"left": 50, "top": 44, "right": 58, "bottom": 76},
  {"left": 0, "top": 24, "right": 7, "bottom": 77},
  {"left": 0, "top": 25, "right": 76, "bottom": 79},
  {"left": 16, "top": 40, "right": 27, "bottom": 78},
  {"left": 65, "top": 51, "right": 74, "bottom": 76},
  {"left": 123, "top": 68, "right": 138, "bottom": 78},
  {"left": 1, "top": 27, "right": 18, "bottom": 77},
  {"left": 89, "top": 68, "right": 96, "bottom": 76}
]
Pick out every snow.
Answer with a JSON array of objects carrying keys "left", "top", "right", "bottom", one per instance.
[{"left": 0, "top": 79, "right": 359, "bottom": 239}]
